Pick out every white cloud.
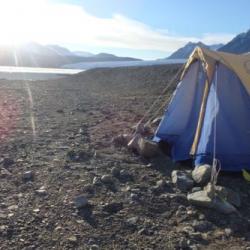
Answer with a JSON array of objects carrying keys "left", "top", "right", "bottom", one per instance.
[{"left": 0, "top": 0, "right": 235, "bottom": 53}]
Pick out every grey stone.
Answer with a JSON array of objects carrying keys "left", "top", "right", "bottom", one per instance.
[
  {"left": 74, "top": 196, "right": 88, "bottom": 209},
  {"left": 198, "top": 214, "right": 205, "bottom": 220},
  {"left": 35, "top": 186, "right": 47, "bottom": 196},
  {"left": 101, "top": 174, "right": 113, "bottom": 184},
  {"left": 172, "top": 170, "right": 194, "bottom": 191},
  {"left": 126, "top": 216, "right": 139, "bottom": 225},
  {"left": 224, "top": 228, "right": 233, "bottom": 237},
  {"left": 182, "top": 226, "right": 194, "bottom": 234},
  {"left": 192, "top": 165, "right": 212, "bottom": 185},
  {"left": 187, "top": 190, "right": 213, "bottom": 208},
  {"left": 7, "top": 205, "right": 18, "bottom": 211}
]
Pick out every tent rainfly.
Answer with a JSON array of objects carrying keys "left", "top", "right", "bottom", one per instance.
[{"left": 154, "top": 47, "right": 250, "bottom": 171}]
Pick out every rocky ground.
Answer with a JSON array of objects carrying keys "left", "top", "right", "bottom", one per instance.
[{"left": 0, "top": 64, "right": 250, "bottom": 250}]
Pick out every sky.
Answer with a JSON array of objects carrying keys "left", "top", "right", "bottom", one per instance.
[{"left": 0, "top": 0, "right": 249, "bottom": 59}]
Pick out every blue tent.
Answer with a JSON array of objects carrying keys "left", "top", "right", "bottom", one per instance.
[{"left": 154, "top": 47, "right": 250, "bottom": 171}]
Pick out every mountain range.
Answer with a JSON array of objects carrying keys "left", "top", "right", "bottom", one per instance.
[
  {"left": 167, "top": 28, "right": 250, "bottom": 59},
  {"left": 167, "top": 42, "right": 224, "bottom": 59},
  {"left": 0, "top": 28, "right": 250, "bottom": 68},
  {"left": 219, "top": 29, "right": 250, "bottom": 53},
  {"left": 0, "top": 42, "right": 141, "bottom": 68}
]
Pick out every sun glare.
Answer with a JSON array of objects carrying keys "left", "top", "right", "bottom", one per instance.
[{"left": 0, "top": 0, "right": 53, "bottom": 46}]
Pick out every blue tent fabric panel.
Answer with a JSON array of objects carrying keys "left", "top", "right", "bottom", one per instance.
[
  {"left": 154, "top": 61, "right": 206, "bottom": 161},
  {"left": 154, "top": 61, "right": 200, "bottom": 142},
  {"left": 195, "top": 63, "right": 250, "bottom": 171}
]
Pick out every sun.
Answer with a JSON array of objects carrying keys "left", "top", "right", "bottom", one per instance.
[{"left": 0, "top": 0, "right": 48, "bottom": 46}]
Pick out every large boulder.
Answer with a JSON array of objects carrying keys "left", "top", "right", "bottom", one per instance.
[{"left": 192, "top": 164, "right": 212, "bottom": 185}]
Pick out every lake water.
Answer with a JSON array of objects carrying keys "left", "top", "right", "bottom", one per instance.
[
  {"left": 63, "top": 59, "right": 186, "bottom": 70},
  {"left": 0, "top": 59, "right": 185, "bottom": 80}
]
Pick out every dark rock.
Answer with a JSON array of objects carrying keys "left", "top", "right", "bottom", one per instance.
[
  {"left": 76, "top": 150, "right": 90, "bottom": 162},
  {"left": 66, "top": 150, "right": 77, "bottom": 161},
  {"left": 119, "top": 169, "right": 133, "bottom": 182},
  {"left": 111, "top": 167, "right": 120, "bottom": 177},
  {"left": 22, "top": 171, "right": 34, "bottom": 182},
  {"left": 152, "top": 179, "right": 168, "bottom": 193},
  {"left": 172, "top": 170, "right": 194, "bottom": 191},
  {"left": 192, "top": 220, "right": 213, "bottom": 232},
  {"left": 130, "top": 193, "right": 139, "bottom": 201},
  {"left": 102, "top": 202, "right": 123, "bottom": 214},
  {"left": 74, "top": 196, "right": 88, "bottom": 209},
  {"left": 212, "top": 196, "right": 237, "bottom": 214},
  {"left": 2, "top": 158, "right": 14, "bottom": 167},
  {"left": 66, "top": 150, "right": 90, "bottom": 162},
  {"left": 83, "top": 184, "right": 95, "bottom": 194}
]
